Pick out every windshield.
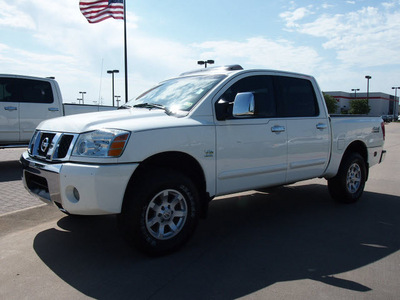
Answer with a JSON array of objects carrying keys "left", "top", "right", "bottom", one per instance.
[{"left": 124, "top": 75, "right": 226, "bottom": 114}]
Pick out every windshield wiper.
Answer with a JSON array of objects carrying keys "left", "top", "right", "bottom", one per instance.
[
  {"left": 133, "top": 103, "right": 171, "bottom": 114},
  {"left": 118, "top": 104, "right": 132, "bottom": 109}
]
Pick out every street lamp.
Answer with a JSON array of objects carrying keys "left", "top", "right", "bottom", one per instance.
[
  {"left": 351, "top": 88, "right": 360, "bottom": 98},
  {"left": 392, "top": 86, "right": 400, "bottom": 118},
  {"left": 79, "top": 91, "right": 86, "bottom": 104},
  {"left": 365, "top": 75, "right": 371, "bottom": 102},
  {"left": 107, "top": 69, "right": 119, "bottom": 106},
  {"left": 115, "top": 95, "right": 121, "bottom": 107},
  {"left": 392, "top": 86, "right": 400, "bottom": 99},
  {"left": 197, "top": 60, "right": 214, "bottom": 68}
]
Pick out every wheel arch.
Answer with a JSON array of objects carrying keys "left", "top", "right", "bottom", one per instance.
[
  {"left": 125, "top": 151, "right": 210, "bottom": 218},
  {"left": 342, "top": 140, "right": 369, "bottom": 180}
]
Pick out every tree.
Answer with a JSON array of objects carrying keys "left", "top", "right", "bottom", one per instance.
[
  {"left": 323, "top": 93, "right": 339, "bottom": 114},
  {"left": 349, "top": 99, "right": 371, "bottom": 115}
]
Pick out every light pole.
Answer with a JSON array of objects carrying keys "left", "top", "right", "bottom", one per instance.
[
  {"left": 351, "top": 88, "right": 360, "bottom": 99},
  {"left": 197, "top": 60, "right": 214, "bottom": 68},
  {"left": 392, "top": 86, "right": 400, "bottom": 119},
  {"left": 79, "top": 91, "right": 86, "bottom": 104},
  {"left": 107, "top": 70, "right": 119, "bottom": 106},
  {"left": 115, "top": 95, "right": 121, "bottom": 107},
  {"left": 365, "top": 75, "right": 371, "bottom": 102}
]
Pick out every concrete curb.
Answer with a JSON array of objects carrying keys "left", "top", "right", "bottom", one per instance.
[
  {"left": 0, "top": 204, "right": 63, "bottom": 238},
  {"left": 0, "top": 203, "right": 46, "bottom": 218}
]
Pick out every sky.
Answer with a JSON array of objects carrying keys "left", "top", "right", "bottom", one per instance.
[{"left": 1, "top": 0, "right": 400, "bottom": 106}]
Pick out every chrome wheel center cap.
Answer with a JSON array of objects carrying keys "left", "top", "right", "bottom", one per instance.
[{"left": 162, "top": 210, "right": 172, "bottom": 221}]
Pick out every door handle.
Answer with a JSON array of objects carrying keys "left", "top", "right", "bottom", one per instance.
[
  {"left": 271, "top": 125, "right": 285, "bottom": 133},
  {"left": 4, "top": 106, "right": 17, "bottom": 111},
  {"left": 316, "top": 123, "right": 328, "bottom": 130},
  {"left": 48, "top": 107, "right": 59, "bottom": 112}
]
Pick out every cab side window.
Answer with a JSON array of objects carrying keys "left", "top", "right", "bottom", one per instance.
[
  {"left": 218, "top": 75, "right": 276, "bottom": 119},
  {"left": 274, "top": 76, "right": 319, "bottom": 117},
  {"left": 0, "top": 78, "right": 17, "bottom": 102},
  {"left": 0, "top": 78, "right": 54, "bottom": 104},
  {"left": 19, "top": 79, "right": 54, "bottom": 104}
]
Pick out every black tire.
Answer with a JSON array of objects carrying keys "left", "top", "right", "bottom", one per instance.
[
  {"left": 118, "top": 168, "right": 200, "bottom": 256},
  {"left": 328, "top": 152, "right": 367, "bottom": 203}
]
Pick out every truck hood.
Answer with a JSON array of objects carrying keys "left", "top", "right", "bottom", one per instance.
[{"left": 36, "top": 108, "right": 204, "bottom": 133}]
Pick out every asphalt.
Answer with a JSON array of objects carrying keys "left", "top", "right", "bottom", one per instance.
[
  {"left": 0, "top": 147, "right": 44, "bottom": 216},
  {"left": 0, "top": 124, "right": 399, "bottom": 299}
]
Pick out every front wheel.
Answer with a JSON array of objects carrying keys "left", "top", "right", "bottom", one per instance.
[
  {"left": 328, "top": 153, "right": 367, "bottom": 203},
  {"left": 118, "top": 168, "right": 200, "bottom": 256}
]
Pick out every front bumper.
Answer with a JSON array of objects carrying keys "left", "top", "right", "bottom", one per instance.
[{"left": 20, "top": 151, "right": 137, "bottom": 215}]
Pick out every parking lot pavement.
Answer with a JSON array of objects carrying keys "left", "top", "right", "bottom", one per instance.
[
  {"left": 0, "top": 124, "right": 399, "bottom": 299},
  {"left": 0, "top": 148, "right": 44, "bottom": 216}
]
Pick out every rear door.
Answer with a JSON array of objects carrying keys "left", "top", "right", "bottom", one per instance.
[
  {"left": 0, "top": 77, "right": 20, "bottom": 143},
  {"left": 274, "top": 76, "right": 330, "bottom": 183},
  {"left": 18, "top": 78, "right": 60, "bottom": 142}
]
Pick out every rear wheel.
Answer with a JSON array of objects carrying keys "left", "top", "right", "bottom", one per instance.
[
  {"left": 328, "top": 152, "right": 367, "bottom": 203},
  {"left": 118, "top": 168, "right": 200, "bottom": 255}
]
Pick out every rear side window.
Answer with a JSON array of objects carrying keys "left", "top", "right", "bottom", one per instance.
[
  {"left": 19, "top": 79, "right": 54, "bottom": 103},
  {"left": 274, "top": 76, "right": 319, "bottom": 117},
  {"left": 0, "top": 78, "right": 54, "bottom": 103}
]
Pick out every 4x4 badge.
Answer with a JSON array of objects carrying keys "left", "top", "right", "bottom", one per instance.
[{"left": 204, "top": 150, "right": 214, "bottom": 157}]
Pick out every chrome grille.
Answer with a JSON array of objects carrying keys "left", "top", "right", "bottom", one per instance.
[
  {"left": 58, "top": 134, "right": 74, "bottom": 158},
  {"left": 29, "top": 130, "right": 78, "bottom": 162}
]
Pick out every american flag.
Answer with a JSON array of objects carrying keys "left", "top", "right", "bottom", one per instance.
[{"left": 79, "top": 0, "right": 124, "bottom": 24}]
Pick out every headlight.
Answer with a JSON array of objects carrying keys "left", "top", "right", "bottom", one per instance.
[{"left": 72, "top": 129, "right": 130, "bottom": 158}]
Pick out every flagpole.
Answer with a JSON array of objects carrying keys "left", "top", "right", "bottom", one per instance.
[{"left": 124, "top": 0, "right": 128, "bottom": 103}]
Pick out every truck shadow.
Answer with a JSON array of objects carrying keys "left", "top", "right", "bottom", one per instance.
[
  {"left": 0, "top": 161, "right": 22, "bottom": 182},
  {"left": 33, "top": 183, "right": 400, "bottom": 299}
]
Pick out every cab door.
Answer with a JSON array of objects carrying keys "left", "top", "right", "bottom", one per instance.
[
  {"left": 0, "top": 78, "right": 20, "bottom": 143},
  {"left": 215, "top": 74, "right": 288, "bottom": 195},
  {"left": 273, "top": 75, "right": 330, "bottom": 183},
  {"left": 18, "top": 78, "right": 60, "bottom": 142}
]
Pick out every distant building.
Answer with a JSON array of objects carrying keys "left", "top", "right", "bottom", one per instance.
[{"left": 324, "top": 91, "right": 399, "bottom": 118}]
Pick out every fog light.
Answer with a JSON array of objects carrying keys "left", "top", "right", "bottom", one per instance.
[
  {"left": 73, "top": 187, "right": 80, "bottom": 201},
  {"left": 66, "top": 186, "right": 80, "bottom": 203}
]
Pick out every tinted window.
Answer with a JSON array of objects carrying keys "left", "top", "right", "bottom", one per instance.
[
  {"left": 19, "top": 79, "right": 54, "bottom": 103},
  {"left": 0, "top": 78, "right": 54, "bottom": 103},
  {"left": 0, "top": 78, "right": 17, "bottom": 102},
  {"left": 220, "top": 75, "right": 276, "bottom": 118},
  {"left": 274, "top": 76, "right": 319, "bottom": 117}
]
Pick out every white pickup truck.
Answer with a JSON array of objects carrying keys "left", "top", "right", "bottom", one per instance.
[
  {"left": 21, "top": 65, "right": 386, "bottom": 255},
  {"left": 0, "top": 74, "right": 116, "bottom": 147}
]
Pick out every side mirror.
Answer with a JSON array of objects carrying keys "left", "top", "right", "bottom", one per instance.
[{"left": 233, "top": 92, "right": 255, "bottom": 117}]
